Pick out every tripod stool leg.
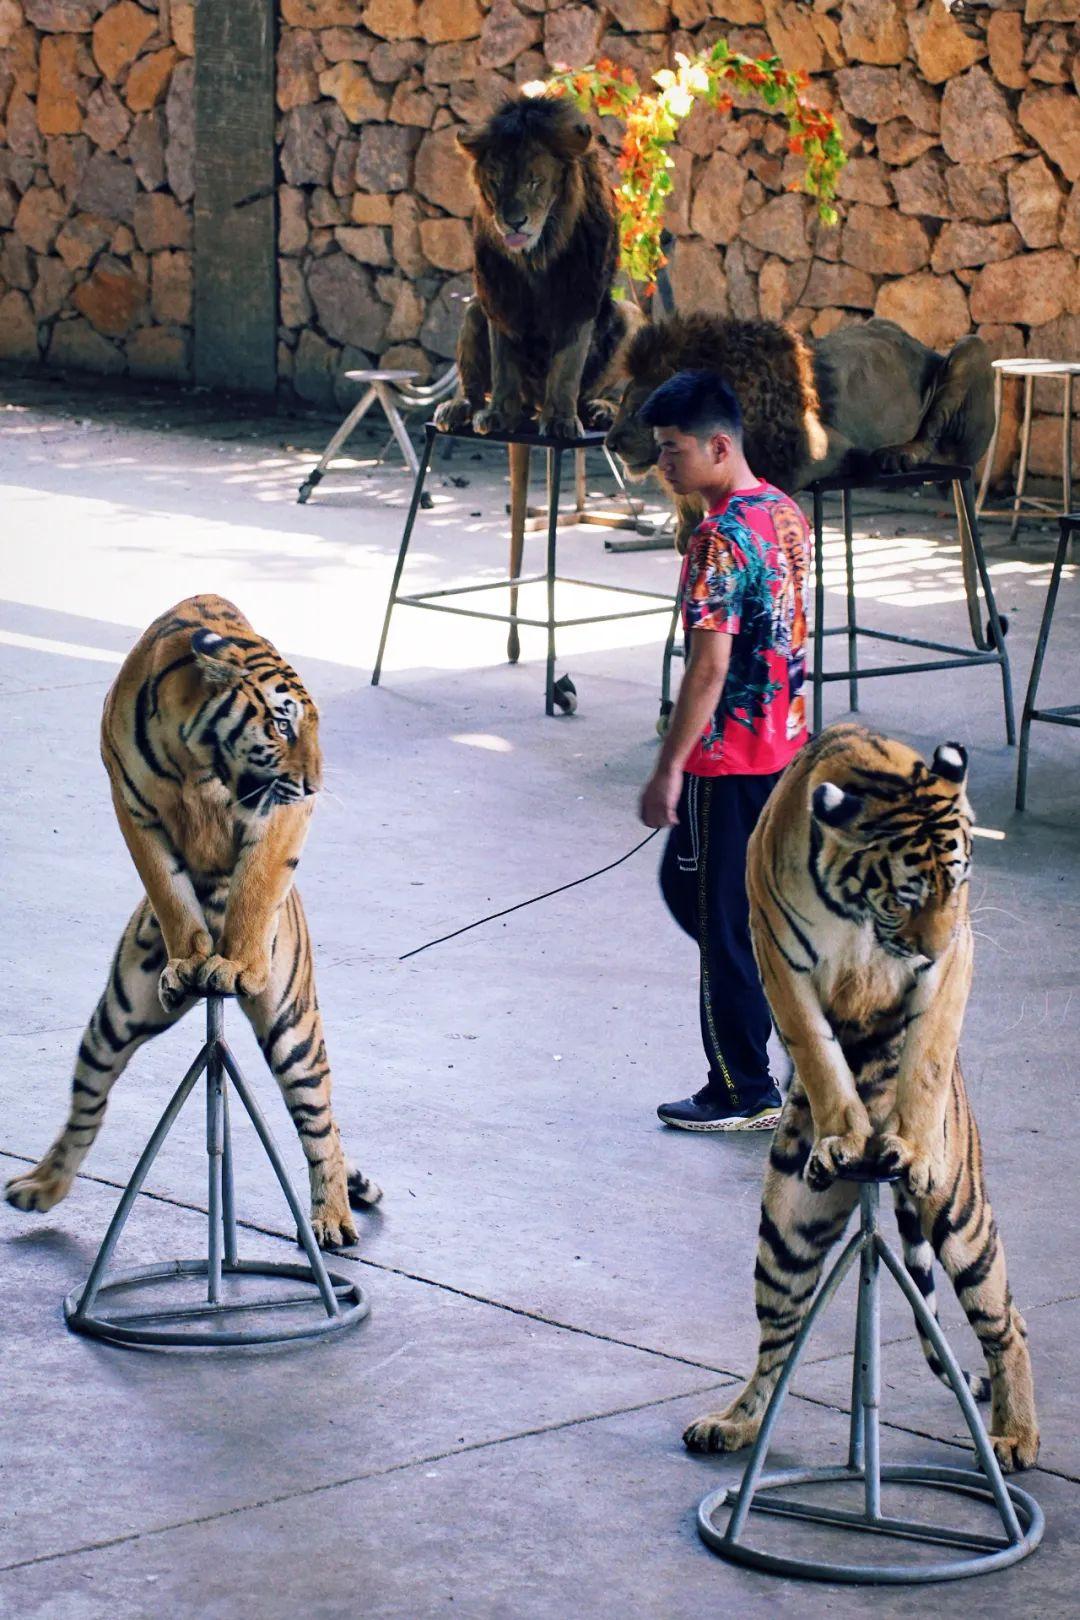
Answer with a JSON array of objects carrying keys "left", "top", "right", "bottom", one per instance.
[
  {"left": 206, "top": 998, "right": 226, "bottom": 1305},
  {"left": 371, "top": 425, "right": 436, "bottom": 686},
  {"left": 218, "top": 1045, "right": 340, "bottom": 1317},
  {"left": 507, "top": 441, "right": 530, "bottom": 664},
  {"left": 221, "top": 1081, "right": 238, "bottom": 1268},
  {"left": 958, "top": 475, "right": 1015, "bottom": 745},
  {"left": 976, "top": 369, "right": 1003, "bottom": 516},
  {"left": 812, "top": 487, "right": 825, "bottom": 734},
  {"left": 1017, "top": 521, "right": 1068, "bottom": 810},
  {"left": 73, "top": 1043, "right": 210, "bottom": 1319},
  {"left": 1010, "top": 376, "right": 1034, "bottom": 545},
  {"left": 857, "top": 1185, "right": 882, "bottom": 1522},
  {"left": 843, "top": 490, "right": 858, "bottom": 713},
  {"left": 546, "top": 447, "right": 562, "bottom": 715}
]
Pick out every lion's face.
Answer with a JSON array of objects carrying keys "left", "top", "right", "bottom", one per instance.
[{"left": 458, "top": 97, "right": 592, "bottom": 256}]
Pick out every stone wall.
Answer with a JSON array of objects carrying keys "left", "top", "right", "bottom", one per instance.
[
  {"left": 2, "top": 1, "right": 1078, "bottom": 479},
  {"left": 275, "top": 0, "right": 1080, "bottom": 481},
  {"left": 0, "top": 0, "right": 193, "bottom": 379}
]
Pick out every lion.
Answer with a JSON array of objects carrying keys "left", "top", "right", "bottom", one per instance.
[
  {"left": 606, "top": 313, "right": 994, "bottom": 547},
  {"left": 433, "top": 94, "right": 643, "bottom": 440}
]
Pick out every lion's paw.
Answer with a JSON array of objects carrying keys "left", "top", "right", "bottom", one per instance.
[
  {"left": 434, "top": 397, "right": 474, "bottom": 433},
  {"left": 580, "top": 398, "right": 615, "bottom": 431},
  {"left": 474, "top": 405, "right": 518, "bottom": 436},
  {"left": 5, "top": 1160, "right": 72, "bottom": 1214},
  {"left": 538, "top": 410, "right": 584, "bottom": 441},
  {"left": 990, "top": 1426, "right": 1040, "bottom": 1473},
  {"left": 683, "top": 1411, "right": 761, "bottom": 1455},
  {"left": 805, "top": 1129, "right": 873, "bottom": 1190}
]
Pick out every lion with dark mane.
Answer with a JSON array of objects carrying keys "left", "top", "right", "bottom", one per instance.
[
  {"left": 607, "top": 313, "right": 994, "bottom": 546},
  {"left": 434, "top": 94, "right": 642, "bottom": 440}
]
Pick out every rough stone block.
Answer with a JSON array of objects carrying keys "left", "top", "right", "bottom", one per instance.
[
  {"left": 126, "top": 323, "right": 190, "bottom": 378},
  {"left": 874, "top": 272, "right": 970, "bottom": 351},
  {"left": 363, "top": 0, "right": 420, "bottom": 38},
  {"left": 835, "top": 157, "right": 891, "bottom": 207},
  {"left": 308, "top": 250, "right": 389, "bottom": 348},
  {"left": 13, "top": 185, "right": 68, "bottom": 254},
  {"left": 908, "top": 1, "right": 984, "bottom": 85},
  {"left": 418, "top": 215, "right": 472, "bottom": 272},
  {"left": 25, "top": 0, "right": 97, "bottom": 31},
  {"left": 0, "top": 288, "right": 39, "bottom": 360},
  {"left": 801, "top": 258, "right": 876, "bottom": 310},
  {"left": 277, "top": 28, "right": 325, "bottom": 111},
  {"left": 165, "top": 57, "right": 194, "bottom": 203},
  {"left": 128, "top": 109, "right": 166, "bottom": 191},
  {"left": 738, "top": 194, "right": 810, "bottom": 261},
  {"left": 92, "top": 1, "right": 156, "bottom": 81},
  {"left": 355, "top": 122, "right": 419, "bottom": 192},
  {"left": 414, "top": 124, "right": 469, "bottom": 215},
  {"left": 970, "top": 249, "right": 1074, "bottom": 325},
  {"left": 931, "top": 221, "right": 1022, "bottom": 274},
  {"left": 688, "top": 150, "right": 745, "bottom": 246},
  {"left": 150, "top": 247, "right": 192, "bottom": 323},
  {"left": 38, "top": 33, "right": 82, "bottom": 135},
  {"left": 125, "top": 46, "right": 178, "bottom": 112},
  {"left": 279, "top": 186, "right": 309, "bottom": 255},
  {"left": 543, "top": 4, "right": 604, "bottom": 70},
  {"left": 46, "top": 133, "right": 90, "bottom": 203},
  {"left": 31, "top": 253, "right": 73, "bottom": 319},
  {"left": 892, "top": 153, "right": 949, "bottom": 218},
  {"left": 47, "top": 314, "right": 126, "bottom": 372},
  {"left": 319, "top": 60, "right": 389, "bottom": 121},
  {"left": 876, "top": 119, "right": 936, "bottom": 168},
  {"left": 841, "top": 203, "right": 929, "bottom": 276},
  {"left": 1019, "top": 88, "right": 1080, "bottom": 184},
  {"left": 835, "top": 65, "right": 898, "bottom": 124},
  {"left": 418, "top": 268, "right": 471, "bottom": 355},
  {"left": 947, "top": 162, "right": 1009, "bottom": 223},
  {"left": 987, "top": 11, "right": 1028, "bottom": 91},
  {"left": 420, "top": 0, "right": 483, "bottom": 44},
  {"left": 941, "top": 67, "right": 1023, "bottom": 165},
  {"left": 667, "top": 236, "right": 728, "bottom": 316},
  {"left": 82, "top": 81, "right": 131, "bottom": 153},
  {"left": 281, "top": 0, "right": 363, "bottom": 24},
  {"left": 838, "top": 0, "right": 906, "bottom": 67},
  {"left": 72, "top": 252, "right": 148, "bottom": 334},
  {"left": 479, "top": 0, "right": 540, "bottom": 69},
  {"left": 335, "top": 223, "right": 392, "bottom": 265},
  {"left": 76, "top": 150, "right": 137, "bottom": 223},
  {"left": 279, "top": 258, "right": 311, "bottom": 328},
  {"left": 55, "top": 210, "right": 110, "bottom": 271},
  {"left": 134, "top": 191, "right": 191, "bottom": 252},
  {"left": 1008, "top": 156, "right": 1065, "bottom": 249}
]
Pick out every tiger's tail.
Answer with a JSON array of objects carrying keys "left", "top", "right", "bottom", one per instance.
[{"left": 892, "top": 1184, "right": 992, "bottom": 1403}]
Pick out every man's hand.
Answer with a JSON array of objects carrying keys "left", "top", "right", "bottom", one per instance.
[{"left": 640, "top": 765, "right": 682, "bottom": 828}]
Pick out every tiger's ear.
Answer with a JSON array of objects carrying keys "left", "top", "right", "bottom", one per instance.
[
  {"left": 932, "top": 742, "right": 968, "bottom": 784},
  {"left": 456, "top": 125, "right": 488, "bottom": 162},
  {"left": 812, "top": 781, "right": 863, "bottom": 829},
  {"left": 191, "top": 629, "right": 243, "bottom": 687}
]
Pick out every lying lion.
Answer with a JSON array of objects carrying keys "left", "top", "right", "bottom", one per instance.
[
  {"left": 434, "top": 93, "right": 643, "bottom": 440},
  {"left": 606, "top": 314, "right": 995, "bottom": 545}
]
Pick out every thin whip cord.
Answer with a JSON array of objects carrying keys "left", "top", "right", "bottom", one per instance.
[{"left": 399, "top": 829, "right": 661, "bottom": 962}]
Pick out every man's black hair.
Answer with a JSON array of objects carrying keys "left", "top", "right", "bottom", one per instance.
[{"left": 638, "top": 369, "right": 743, "bottom": 441}]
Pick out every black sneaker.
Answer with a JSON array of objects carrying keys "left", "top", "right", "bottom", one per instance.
[{"left": 657, "top": 1084, "right": 783, "bottom": 1133}]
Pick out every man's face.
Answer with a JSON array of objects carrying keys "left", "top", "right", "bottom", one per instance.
[{"left": 653, "top": 425, "right": 729, "bottom": 495}]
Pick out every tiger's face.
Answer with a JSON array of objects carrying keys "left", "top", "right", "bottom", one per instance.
[
  {"left": 458, "top": 96, "right": 591, "bottom": 255},
  {"left": 189, "top": 629, "right": 322, "bottom": 815},
  {"left": 810, "top": 742, "right": 972, "bottom": 962}
]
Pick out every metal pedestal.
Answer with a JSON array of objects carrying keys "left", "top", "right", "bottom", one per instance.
[
  {"left": 809, "top": 464, "right": 1014, "bottom": 745},
  {"left": 698, "top": 1173, "right": 1043, "bottom": 1583},
  {"left": 64, "top": 996, "right": 369, "bottom": 1349},
  {"left": 1016, "top": 511, "right": 1080, "bottom": 810},
  {"left": 370, "top": 422, "right": 674, "bottom": 716}
]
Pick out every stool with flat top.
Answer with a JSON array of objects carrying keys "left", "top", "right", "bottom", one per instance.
[
  {"left": 697, "top": 1165, "right": 1043, "bottom": 1584},
  {"left": 808, "top": 463, "right": 1014, "bottom": 743},
  {"left": 370, "top": 421, "right": 675, "bottom": 716},
  {"left": 977, "top": 358, "right": 1079, "bottom": 542}
]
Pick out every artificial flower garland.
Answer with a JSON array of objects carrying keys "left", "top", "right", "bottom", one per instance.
[{"left": 529, "top": 40, "right": 847, "bottom": 295}]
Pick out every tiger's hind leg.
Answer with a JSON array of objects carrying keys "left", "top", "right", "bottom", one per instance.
[
  {"left": 684, "top": 1092, "right": 859, "bottom": 1453},
  {"left": 241, "top": 889, "right": 379, "bottom": 1251},
  {"left": 893, "top": 1184, "right": 991, "bottom": 1404},
  {"left": 917, "top": 1102, "right": 1039, "bottom": 1472},
  {"left": 5, "top": 900, "right": 187, "bottom": 1214}
]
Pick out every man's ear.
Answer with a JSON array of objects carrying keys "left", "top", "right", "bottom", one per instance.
[{"left": 709, "top": 430, "right": 733, "bottom": 465}]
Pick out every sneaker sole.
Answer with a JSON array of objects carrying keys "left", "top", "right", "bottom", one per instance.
[{"left": 660, "top": 1109, "right": 781, "bottom": 1134}]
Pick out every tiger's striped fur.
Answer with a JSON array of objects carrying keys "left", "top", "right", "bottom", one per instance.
[
  {"left": 684, "top": 724, "right": 1038, "bottom": 1472},
  {"left": 5, "top": 595, "right": 381, "bottom": 1248}
]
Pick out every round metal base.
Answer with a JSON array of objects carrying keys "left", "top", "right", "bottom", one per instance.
[
  {"left": 698, "top": 1464, "right": 1044, "bottom": 1585},
  {"left": 64, "top": 1259, "right": 370, "bottom": 1349}
]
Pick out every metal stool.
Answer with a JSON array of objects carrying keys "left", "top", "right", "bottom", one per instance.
[
  {"left": 1016, "top": 511, "right": 1080, "bottom": 810},
  {"left": 297, "top": 366, "right": 459, "bottom": 503},
  {"left": 64, "top": 995, "right": 369, "bottom": 1348},
  {"left": 370, "top": 421, "right": 675, "bottom": 716},
  {"left": 698, "top": 1168, "right": 1044, "bottom": 1584},
  {"left": 809, "top": 464, "right": 1014, "bottom": 744},
  {"left": 977, "top": 358, "right": 1079, "bottom": 541}
]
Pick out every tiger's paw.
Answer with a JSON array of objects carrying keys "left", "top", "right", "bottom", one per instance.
[
  {"left": 195, "top": 954, "right": 271, "bottom": 1000},
  {"left": 307, "top": 1204, "right": 359, "bottom": 1251},
  {"left": 159, "top": 953, "right": 208, "bottom": 1012},
  {"left": 990, "top": 1425, "right": 1040, "bottom": 1473},
  {"left": 347, "top": 1169, "right": 383, "bottom": 1209},
  {"left": 806, "top": 1129, "right": 872, "bottom": 1190},
  {"left": 5, "top": 1159, "right": 73, "bottom": 1214},
  {"left": 683, "top": 1410, "right": 761, "bottom": 1454},
  {"left": 872, "top": 1132, "right": 937, "bottom": 1197}
]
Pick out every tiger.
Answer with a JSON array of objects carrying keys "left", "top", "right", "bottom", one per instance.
[
  {"left": 5, "top": 595, "right": 380, "bottom": 1248},
  {"left": 683, "top": 724, "right": 1039, "bottom": 1472}
]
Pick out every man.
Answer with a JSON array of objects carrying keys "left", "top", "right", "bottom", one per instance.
[{"left": 638, "top": 370, "right": 810, "bottom": 1131}]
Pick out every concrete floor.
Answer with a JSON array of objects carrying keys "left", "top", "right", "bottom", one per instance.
[{"left": 1, "top": 375, "right": 1078, "bottom": 1618}]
